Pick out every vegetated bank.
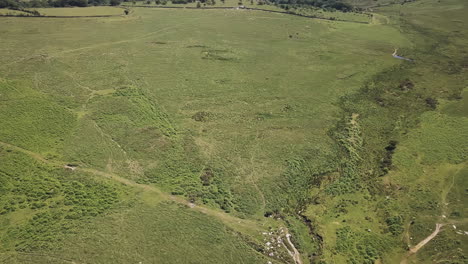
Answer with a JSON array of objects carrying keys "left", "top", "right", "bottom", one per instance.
[{"left": 299, "top": 1, "right": 468, "bottom": 262}]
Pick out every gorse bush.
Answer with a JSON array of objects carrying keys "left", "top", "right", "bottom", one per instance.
[
  {"left": 262, "top": 149, "right": 337, "bottom": 214},
  {"left": 326, "top": 114, "right": 363, "bottom": 195},
  {"left": 274, "top": 0, "right": 354, "bottom": 12},
  {"left": 336, "top": 226, "right": 392, "bottom": 264},
  {"left": 0, "top": 148, "right": 122, "bottom": 251}
]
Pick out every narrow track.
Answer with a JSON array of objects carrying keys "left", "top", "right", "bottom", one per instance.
[
  {"left": 284, "top": 233, "right": 303, "bottom": 264},
  {"left": 400, "top": 224, "right": 444, "bottom": 264},
  {"left": 0, "top": 140, "right": 263, "bottom": 234},
  {"left": 0, "top": 140, "right": 307, "bottom": 264},
  {"left": 409, "top": 223, "right": 444, "bottom": 254}
]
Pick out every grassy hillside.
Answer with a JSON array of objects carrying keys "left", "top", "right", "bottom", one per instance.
[
  {"left": 0, "top": 0, "right": 466, "bottom": 263},
  {"left": 302, "top": 0, "right": 468, "bottom": 262},
  {"left": 29, "top": 6, "right": 125, "bottom": 16}
]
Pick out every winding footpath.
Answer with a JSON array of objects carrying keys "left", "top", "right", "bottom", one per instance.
[
  {"left": 0, "top": 140, "right": 303, "bottom": 263},
  {"left": 284, "top": 233, "right": 303, "bottom": 264},
  {"left": 409, "top": 223, "right": 444, "bottom": 254},
  {"left": 0, "top": 140, "right": 261, "bottom": 233},
  {"left": 400, "top": 224, "right": 444, "bottom": 264}
]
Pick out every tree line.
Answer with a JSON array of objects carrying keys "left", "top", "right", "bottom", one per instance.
[
  {"left": 0, "top": 0, "right": 122, "bottom": 9},
  {"left": 1, "top": 0, "right": 354, "bottom": 12},
  {"left": 271, "top": 0, "right": 354, "bottom": 12}
]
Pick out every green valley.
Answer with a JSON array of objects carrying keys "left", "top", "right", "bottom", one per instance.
[{"left": 0, "top": 0, "right": 466, "bottom": 263}]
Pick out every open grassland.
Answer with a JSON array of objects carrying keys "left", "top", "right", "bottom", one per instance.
[
  {"left": 0, "top": 0, "right": 467, "bottom": 263},
  {"left": 28, "top": 6, "right": 125, "bottom": 16},
  {"left": 39, "top": 201, "right": 271, "bottom": 264},
  {"left": 0, "top": 7, "right": 408, "bottom": 211}
]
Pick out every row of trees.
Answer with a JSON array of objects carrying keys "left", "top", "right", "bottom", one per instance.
[
  {"left": 270, "top": 0, "right": 354, "bottom": 12},
  {"left": 0, "top": 0, "right": 121, "bottom": 9},
  {"left": 136, "top": 0, "right": 217, "bottom": 5},
  {"left": 1, "top": 0, "right": 353, "bottom": 11}
]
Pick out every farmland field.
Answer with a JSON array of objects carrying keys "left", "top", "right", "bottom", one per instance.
[
  {"left": 0, "top": 0, "right": 467, "bottom": 263},
  {"left": 28, "top": 6, "right": 125, "bottom": 16}
]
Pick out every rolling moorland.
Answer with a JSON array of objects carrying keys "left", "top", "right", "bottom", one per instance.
[{"left": 0, "top": 0, "right": 467, "bottom": 263}]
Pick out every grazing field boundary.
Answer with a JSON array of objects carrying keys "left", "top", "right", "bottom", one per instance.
[{"left": 131, "top": 5, "right": 370, "bottom": 24}]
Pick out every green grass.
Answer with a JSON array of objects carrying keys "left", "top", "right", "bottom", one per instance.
[
  {"left": 10, "top": 201, "right": 272, "bottom": 264},
  {"left": 0, "top": 79, "right": 76, "bottom": 155},
  {"left": 0, "top": 0, "right": 466, "bottom": 263},
  {"left": 0, "top": 7, "right": 407, "bottom": 213},
  {"left": 0, "top": 147, "right": 125, "bottom": 253},
  {"left": 27, "top": 7, "right": 125, "bottom": 16},
  {"left": 398, "top": 111, "right": 467, "bottom": 165}
]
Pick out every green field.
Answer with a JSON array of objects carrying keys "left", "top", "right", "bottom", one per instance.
[
  {"left": 0, "top": 0, "right": 467, "bottom": 263},
  {"left": 28, "top": 6, "right": 125, "bottom": 16}
]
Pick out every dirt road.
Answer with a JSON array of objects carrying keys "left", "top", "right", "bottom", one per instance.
[
  {"left": 400, "top": 223, "right": 444, "bottom": 264},
  {"left": 409, "top": 223, "right": 444, "bottom": 253}
]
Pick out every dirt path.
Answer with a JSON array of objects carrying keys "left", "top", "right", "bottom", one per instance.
[
  {"left": 0, "top": 141, "right": 54, "bottom": 165},
  {"left": 0, "top": 140, "right": 305, "bottom": 263},
  {"left": 284, "top": 233, "right": 303, "bottom": 264},
  {"left": 409, "top": 224, "right": 444, "bottom": 254},
  {"left": 400, "top": 164, "right": 467, "bottom": 263},
  {"left": 82, "top": 162, "right": 267, "bottom": 235},
  {"left": 400, "top": 223, "right": 444, "bottom": 264},
  {"left": 0, "top": 140, "right": 263, "bottom": 234}
]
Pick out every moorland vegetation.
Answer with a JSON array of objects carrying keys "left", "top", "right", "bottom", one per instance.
[{"left": 0, "top": 0, "right": 466, "bottom": 263}]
